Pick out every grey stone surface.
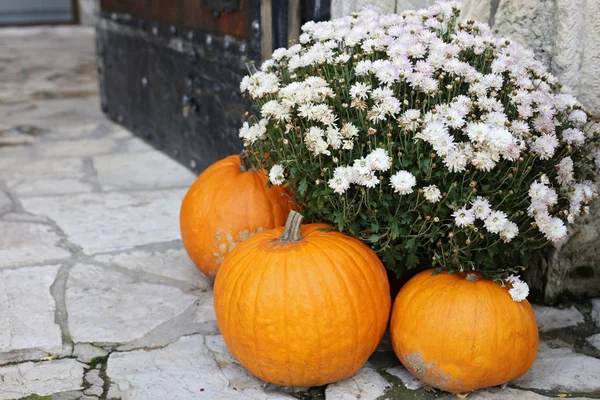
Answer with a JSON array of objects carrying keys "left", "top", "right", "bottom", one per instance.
[
  {"left": 0, "top": 157, "right": 84, "bottom": 180},
  {"left": 21, "top": 190, "right": 187, "bottom": 254},
  {"left": 94, "top": 247, "right": 210, "bottom": 287},
  {"left": 83, "top": 368, "right": 104, "bottom": 397},
  {"left": 587, "top": 333, "right": 600, "bottom": 350},
  {"left": 513, "top": 342, "right": 600, "bottom": 393},
  {"left": 0, "top": 359, "right": 85, "bottom": 400},
  {"left": 66, "top": 263, "right": 197, "bottom": 343},
  {"left": 35, "top": 137, "right": 117, "bottom": 157},
  {"left": 0, "top": 222, "right": 71, "bottom": 267},
  {"left": 0, "top": 265, "right": 63, "bottom": 359},
  {"left": 0, "top": 190, "right": 12, "bottom": 214},
  {"left": 325, "top": 363, "right": 389, "bottom": 400},
  {"left": 93, "top": 151, "right": 196, "bottom": 190},
  {"left": 117, "top": 292, "right": 218, "bottom": 351},
  {"left": 73, "top": 343, "right": 108, "bottom": 364},
  {"left": 8, "top": 178, "right": 95, "bottom": 197},
  {"left": 532, "top": 304, "right": 585, "bottom": 332},
  {"left": 107, "top": 334, "right": 295, "bottom": 400}
]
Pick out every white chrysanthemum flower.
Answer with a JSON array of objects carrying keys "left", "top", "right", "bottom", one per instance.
[
  {"left": 556, "top": 157, "right": 574, "bottom": 186},
  {"left": 239, "top": 119, "right": 268, "bottom": 145},
  {"left": 269, "top": 164, "right": 285, "bottom": 185},
  {"left": 328, "top": 166, "right": 352, "bottom": 194},
  {"left": 465, "top": 122, "right": 490, "bottom": 144},
  {"left": 484, "top": 211, "right": 508, "bottom": 234},
  {"left": 471, "top": 149, "right": 497, "bottom": 172},
  {"left": 326, "top": 127, "right": 342, "bottom": 150},
  {"left": 500, "top": 221, "right": 519, "bottom": 243},
  {"left": 508, "top": 279, "right": 529, "bottom": 302},
  {"left": 452, "top": 206, "right": 475, "bottom": 227},
  {"left": 423, "top": 185, "right": 442, "bottom": 203},
  {"left": 261, "top": 100, "right": 291, "bottom": 121},
  {"left": 532, "top": 134, "right": 559, "bottom": 160},
  {"left": 349, "top": 82, "right": 371, "bottom": 100},
  {"left": 356, "top": 171, "right": 378, "bottom": 188},
  {"left": 471, "top": 197, "right": 492, "bottom": 219},
  {"left": 543, "top": 217, "right": 568, "bottom": 242},
  {"left": 366, "top": 148, "right": 392, "bottom": 172},
  {"left": 568, "top": 109, "right": 587, "bottom": 125},
  {"left": 528, "top": 181, "right": 558, "bottom": 206},
  {"left": 443, "top": 148, "right": 469, "bottom": 172},
  {"left": 561, "top": 128, "right": 585, "bottom": 146},
  {"left": 349, "top": 155, "right": 369, "bottom": 174},
  {"left": 390, "top": 170, "right": 417, "bottom": 195}
]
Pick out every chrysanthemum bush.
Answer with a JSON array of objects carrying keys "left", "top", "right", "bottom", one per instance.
[{"left": 239, "top": 1, "right": 600, "bottom": 299}]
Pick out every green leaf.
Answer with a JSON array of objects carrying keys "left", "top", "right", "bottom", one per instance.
[
  {"left": 406, "top": 254, "right": 419, "bottom": 268},
  {"left": 298, "top": 178, "right": 308, "bottom": 196},
  {"left": 368, "top": 234, "right": 382, "bottom": 243}
]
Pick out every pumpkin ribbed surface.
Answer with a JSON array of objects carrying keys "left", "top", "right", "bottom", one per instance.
[
  {"left": 214, "top": 219, "right": 391, "bottom": 387},
  {"left": 179, "top": 154, "right": 294, "bottom": 279},
  {"left": 390, "top": 269, "right": 539, "bottom": 393}
]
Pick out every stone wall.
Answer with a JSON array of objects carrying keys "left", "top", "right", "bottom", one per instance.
[{"left": 331, "top": 0, "right": 600, "bottom": 303}]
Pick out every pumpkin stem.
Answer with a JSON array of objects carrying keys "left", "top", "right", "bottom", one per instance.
[
  {"left": 465, "top": 273, "right": 479, "bottom": 282},
  {"left": 280, "top": 210, "right": 304, "bottom": 242},
  {"left": 239, "top": 150, "right": 256, "bottom": 172}
]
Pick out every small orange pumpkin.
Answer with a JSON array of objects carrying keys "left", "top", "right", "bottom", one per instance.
[
  {"left": 390, "top": 269, "right": 539, "bottom": 394},
  {"left": 214, "top": 211, "right": 391, "bottom": 387},
  {"left": 179, "top": 152, "right": 295, "bottom": 279}
]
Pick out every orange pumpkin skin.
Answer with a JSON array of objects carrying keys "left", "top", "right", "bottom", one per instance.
[
  {"left": 214, "top": 217, "right": 392, "bottom": 387},
  {"left": 390, "top": 269, "right": 539, "bottom": 394},
  {"left": 179, "top": 154, "right": 294, "bottom": 279}
]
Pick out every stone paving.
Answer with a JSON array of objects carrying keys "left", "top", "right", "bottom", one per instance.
[{"left": 1, "top": 26, "right": 600, "bottom": 400}]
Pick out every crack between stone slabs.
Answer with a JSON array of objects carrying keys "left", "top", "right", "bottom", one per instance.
[
  {"left": 0, "top": 180, "right": 22, "bottom": 215},
  {"left": 50, "top": 264, "right": 75, "bottom": 348},
  {"left": 489, "top": 0, "right": 500, "bottom": 27},
  {"left": 81, "top": 157, "right": 102, "bottom": 193},
  {"left": 77, "top": 256, "right": 203, "bottom": 293}
]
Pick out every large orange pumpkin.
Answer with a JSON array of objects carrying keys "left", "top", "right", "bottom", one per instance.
[
  {"left": 390, "top": 269, "right": 539, "bottom": 394},
  {"left": 214, "top": 211, "right": 391, "bottom": 387},
  {"left": 180, "top": 153, "right": 295, "bottom": 279}
]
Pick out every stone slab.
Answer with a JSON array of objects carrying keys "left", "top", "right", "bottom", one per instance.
[
  {"left": 513, "top": 341, "right": 600, "bottom": 393},
  {"left": 0, "top": 221, "right": 71, "bottom": 268},
  {"left": 8, "top": 178, "right": 94, "bottom": 197},
  {"left": 532, "top": 304, "right": 585, "bottom": 332},
  {"left": 83, "top": 368, "right": 104, "bottom": 397},
  {"left": 586, "top": 333, "right": 600, "bottom": 351},
  {"left": 35, "top": 137, "right": 117, "bottom": 157},
  {"left": 107, "top": 334, "right": 295, "bottom": 400},
  {"left": 21, "top": 189, "right": 187, "bottom": 254},
  {"left": 325, "top": 363, "right": 390, "bottom": 400},
  {"left": 73, "top": 343, "right": 109, "bottom": 364},
  {"left": 0, "top": 265, "right": 62, "bottom": 356},
  {"left": 94, "top": 247, "right": 210, "bottom": 288},
  {"left": 0, "top": 157, "right": 84, "bottom": 180},
  {"left": 0, "top": 359, "right": 85, "bottom": 400},
  {"left": 93, "top": 151, "right": 196, "bottom": 190},
  {"left": 117, "top": 292, "right": 218, "bottom": 351},
  {"left": 66, "top": 263, "right": 197, "bottom": 343}
]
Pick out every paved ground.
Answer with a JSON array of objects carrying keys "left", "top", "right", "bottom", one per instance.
[{"left": 1, "top": 26, "right": 600, "bottom": 400}]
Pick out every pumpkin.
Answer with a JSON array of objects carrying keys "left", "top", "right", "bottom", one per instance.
[
  {"left": 390, "top": 269, "right": 539, "bottom": 394},
  {"left": 214, "top": 211, "right": 392, "bottom": 387},
  {"left": 179, "top": 152, "right": 295, "bottom": 279}
]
